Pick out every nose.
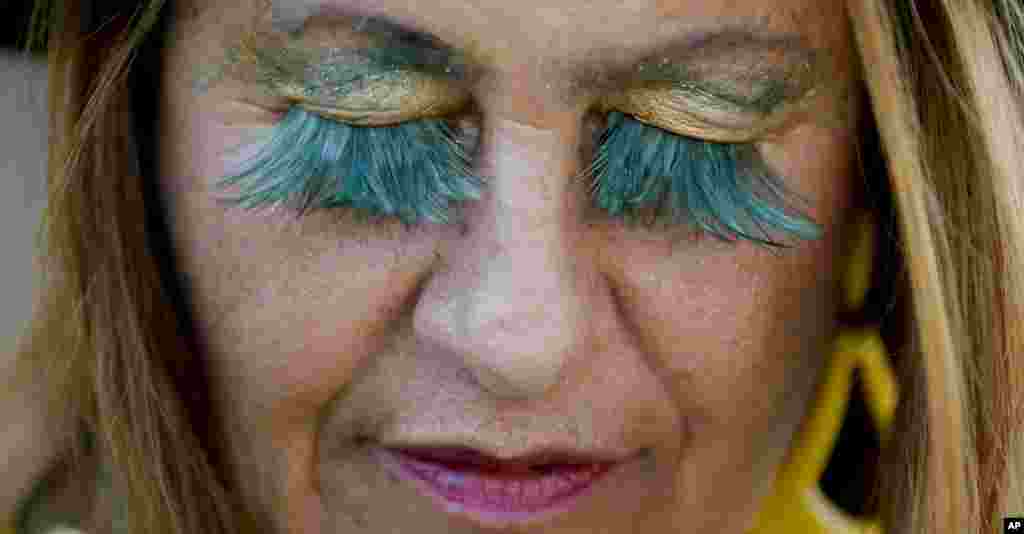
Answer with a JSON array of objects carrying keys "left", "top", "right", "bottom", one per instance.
[{"left": 412, "top": 111, "right": 599, "bottom": 400}]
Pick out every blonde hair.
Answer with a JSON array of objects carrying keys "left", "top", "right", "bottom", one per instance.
[{"left": 15, "top": 0, "right": 1024, "bottom": 533}]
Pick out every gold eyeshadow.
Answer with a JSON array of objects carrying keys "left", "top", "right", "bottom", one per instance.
[
  {"left": 205, "top": 30, "right": 471, "bottom": 125},
  {"left": 198, "top": 9, "right": 842, "bottom": 137}
]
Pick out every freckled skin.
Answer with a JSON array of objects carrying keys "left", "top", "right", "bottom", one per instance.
[{"left": 160, "top": 0, "right": 862, "bottom": 532}]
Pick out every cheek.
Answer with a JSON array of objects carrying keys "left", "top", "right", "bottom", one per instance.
[
  {"left": 691, "top": 122, "right": 855, "bottom": 430},
  {"left": 162, "top": 188, "right": 438, "bottom": 423},
  {"left": 609, "top": 232, "right": 841, "bottom": 435},
  {"left": 159, "top": 180, "right": 445, "bottom": 531},
  {"left": 159, "top": 72, "right": 447, "bottom": 518},
  {"left": 159, "top": 66, "right": 422, "bottom": 422},
  {"left": 598, "top": 115, "right": 855, "bottom": 511}
]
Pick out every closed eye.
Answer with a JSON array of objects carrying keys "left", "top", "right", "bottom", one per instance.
[
  {"left": 577, "top": 111, "right": 820, "bottom": 247},
  {"left": 214, "top": 106, "right": 484, "bottom": 226},
  {"left": 214, "top": 106, "right": 820, "bottom": 248}
]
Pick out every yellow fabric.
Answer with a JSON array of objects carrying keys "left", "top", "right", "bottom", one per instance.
[{"left": 749, "top": 214, "right": 898, "bottom": 534}]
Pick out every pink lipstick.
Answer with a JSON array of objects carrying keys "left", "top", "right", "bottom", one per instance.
[{"left": 374, "top": 446, "right": 621, "bottom": 525}]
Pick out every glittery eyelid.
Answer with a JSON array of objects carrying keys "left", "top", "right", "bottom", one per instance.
[{"left": 221, "top": 31, "right": 470, "bottom": 120}]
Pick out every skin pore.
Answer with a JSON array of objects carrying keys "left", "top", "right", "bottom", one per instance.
[{"left": 158, "top": 0, "right": 862, "bottom": 532}]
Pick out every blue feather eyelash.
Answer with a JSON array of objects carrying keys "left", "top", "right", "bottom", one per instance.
[
  {"left": 577, "top": 111, "right": 821, "bottom": 246},
  {"left": 216, "top": 107, "right": 484, "bottom": 226},
  {"left": 215, "top": 107, "right": 821, "bottom": 246}
]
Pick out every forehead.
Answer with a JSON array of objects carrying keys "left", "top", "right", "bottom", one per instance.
[{"left": 177, "top": 0, "right": 849, "bottom": 62}]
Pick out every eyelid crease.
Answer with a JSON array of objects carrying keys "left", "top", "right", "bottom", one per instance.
[
  {"left": 279, "top": 80, "right": 472, "bottom": 125},
  {"left": 601, "top": 90, "right": 811, "bottom": 143},
  {"left": 293, "top": 100, "right": 458, "bottom": 126}
]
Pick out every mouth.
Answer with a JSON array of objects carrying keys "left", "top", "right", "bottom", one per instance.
[{"left": 373, "top": 444, "right": 635, "bottom": 526}]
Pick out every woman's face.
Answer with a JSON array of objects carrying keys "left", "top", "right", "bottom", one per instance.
[{"left": 159, "top": 0, "right": 861, "bottom": 532}]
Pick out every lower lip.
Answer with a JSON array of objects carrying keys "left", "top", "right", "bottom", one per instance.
[{"left": 374, "top": 447, "right": 618, "bottom": 525}]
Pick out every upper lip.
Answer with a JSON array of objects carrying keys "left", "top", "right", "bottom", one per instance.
[{"left": 383, "top": 443, "right": 634, "bottom": 469}]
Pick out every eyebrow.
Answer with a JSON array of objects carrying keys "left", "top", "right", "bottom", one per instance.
[{"left": 261, "top": 1, "right": 827, "bottom": 114}]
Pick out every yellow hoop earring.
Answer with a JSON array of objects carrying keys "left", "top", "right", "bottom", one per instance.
[{"left": 749, "top": 213, "right": 899, "bottom": 534}]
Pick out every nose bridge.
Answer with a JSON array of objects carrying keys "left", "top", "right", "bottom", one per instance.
[{"left": 413, "top": 112, "right": 595, "bottom": 400}]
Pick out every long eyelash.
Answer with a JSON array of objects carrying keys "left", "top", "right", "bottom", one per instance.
[
  {"left": 215, "top": 107, "right": 485, "bottom": 226},
  {"left": 575, "top": 111, "right": 821, "bottom": 247},
  {"left": 216, "top": 107, "right": 819, "bottom": 248}
]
